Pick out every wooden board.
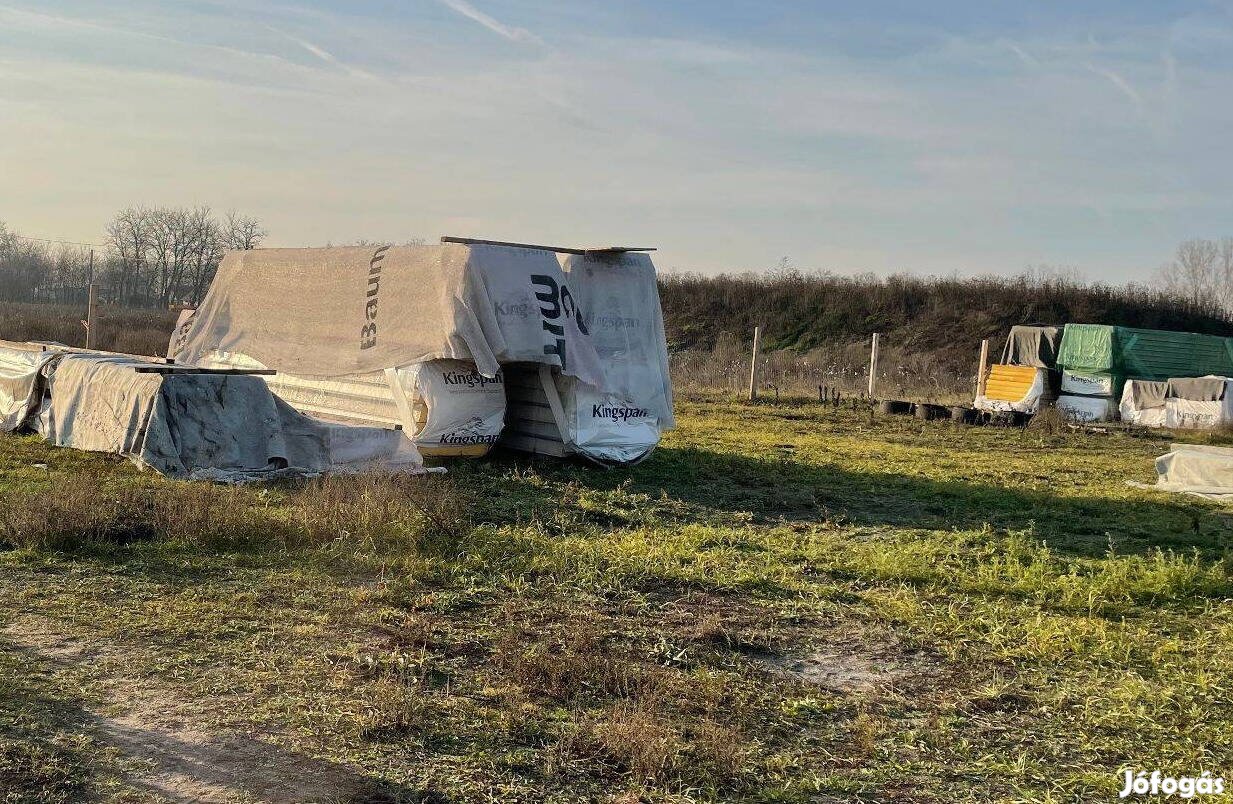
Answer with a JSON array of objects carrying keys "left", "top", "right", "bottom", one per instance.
[
  {"left": 133, "top": 366, "right": 276, "bottom": 375},
  {"left": 441, "top": 236, "right": 655, "bottom": 256}
]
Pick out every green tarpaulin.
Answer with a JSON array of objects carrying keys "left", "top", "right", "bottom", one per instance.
[{"left": 1057, "top": 324, "right": 1233, "bottom": 381}]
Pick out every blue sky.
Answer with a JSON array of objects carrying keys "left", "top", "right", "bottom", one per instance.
[{"left": 2, "top": 1, "right": 1232, "bottom": 280}]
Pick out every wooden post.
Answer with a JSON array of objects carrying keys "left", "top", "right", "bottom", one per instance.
[
  {"left": 867, "top": 333, "right": 880, "bottom": 398},
  {"left": 977, "top": 338, "right": 990, "bottom": 398},
  {"left": 85, "top": 283, "right": 98, "bottom": 350},
  {"left": 748, "top": 326, "right": 762, "bottom": 401}
]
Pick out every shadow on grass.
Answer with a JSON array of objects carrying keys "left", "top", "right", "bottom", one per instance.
[{"left": 475, "top": 445, "right": 1233, "bottom": 561}]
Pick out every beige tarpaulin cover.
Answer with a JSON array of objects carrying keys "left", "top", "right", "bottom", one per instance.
[
  {"left": 172, "top": 243, "right": 608, "bottom": 389},
  {"left": 43, "top": 354, "right": 422, "bottom": 480}
]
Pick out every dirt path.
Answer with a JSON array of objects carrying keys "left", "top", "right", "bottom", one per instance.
[{"left": 3, "top": 615, "right": 389, "bottom": 804}]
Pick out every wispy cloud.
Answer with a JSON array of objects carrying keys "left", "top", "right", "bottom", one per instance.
[
  {"left": 1005, "top": 42, "right": 1038, "bottom": 68},
  {"left": 262, "top": 24, "right": 378, "bottom": 80},
  {"left": 436, "top": 0, "right": 540, "bottom": 44},
  {"left": 1085, "top": 62, "right": 1144, "bottom": 110}
]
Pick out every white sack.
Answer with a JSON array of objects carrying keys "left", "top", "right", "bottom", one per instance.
[
  {"left": 400, "top": 360, "right": 505, "bottom": 452},
  {"left": 1061, "top": 370, "right": 1117, "bottom": 396},
  {"left": 0, "top": 345, "right": 54, "bottom": 432},
  {"left": 1164, "top": 398, "right": 1224, "bottom": 430},
  {"left": 1057, "top": 394, "right": 1115, "bottom": 423}
]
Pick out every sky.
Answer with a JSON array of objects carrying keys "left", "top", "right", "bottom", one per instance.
[{"left": 2, "top": 1, "right": 1233, "bottom": 280}]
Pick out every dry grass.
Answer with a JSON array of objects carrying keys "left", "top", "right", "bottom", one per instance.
[
  {"left": 671, "top": 337, "right": 974, "bottom": 402},
  {"left": 0, "top": 302, "right": 175, "bottom": 356},
  {"left": 0, "top": 469, "right": 468, "bottom": 552}
]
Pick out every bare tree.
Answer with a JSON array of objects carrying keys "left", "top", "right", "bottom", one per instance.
[
  {"left": 225, "top": 210, "right": 266, "bottom": 251},
  {"left": 1159, "top": 238, "right": 1229, "bottom": 310},
  {"left": 103, "top": 206, "right": 265, "bottom": 307}
]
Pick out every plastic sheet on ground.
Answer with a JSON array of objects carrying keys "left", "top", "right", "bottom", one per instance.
[
  {"left": 1144, "top": 444, "right": 1233, "bottom": 498},
  {"left": 42, "top": 354, "right": 423, "bottom": 480}
]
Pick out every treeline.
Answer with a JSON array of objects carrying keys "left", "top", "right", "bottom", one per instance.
[
  {"left": 659, "top": 269, "right": 1233, "bottom": 377},
  {"left": 0, "top": 207, "right": 264, "bottom": 308}
]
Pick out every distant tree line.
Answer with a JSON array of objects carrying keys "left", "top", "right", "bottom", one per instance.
[
  {"left": 659, "top": 263, "right": 1233, "bottom": 381},
  {"left": 0, "top": 207, "right": 265, "bottom": 308}
]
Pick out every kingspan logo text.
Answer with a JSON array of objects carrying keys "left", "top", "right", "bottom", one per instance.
[
  {"left": 442, "top": 370, "right": 503, "bottom": 388},
  {"left": 592, "top": 404, "right": 650, "bottom": 422},
  {"left": 493, "top": 301, "right": 532, "bottom": 318},
  {"left": 440, "top": 433, "right": 501, "bottom": 445}
]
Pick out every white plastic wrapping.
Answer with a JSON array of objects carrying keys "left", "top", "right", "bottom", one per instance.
[
  {"left": 1119, "top": 380, "right": 1167, "bottom": 428},
  {"left": 0, "top": 344, "right": 54, "bottom": 432},
  {"left": 1164, "top": 399, "right": 1224, "bottom": 429},
  {"left": 1153, "top": 444, "right": 1233, "bottom": 496},
  {"left": 40, "top": 353, "right": 423, "bottom": 479},
  {"left": 399, "top": 360, "right": 505, "bottom": 456},
  {"left": 1061, "top": 370, "right": 1117, "bottom": 396},
  {"left": 1056, "top": 394, "right": 1116, "bottom": 423},
  {"left": 172, "top": 243, "right": 674, "bottom": 465}
]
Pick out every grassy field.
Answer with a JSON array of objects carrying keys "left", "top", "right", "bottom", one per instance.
[{"left": 1, "top": 396, "right": 1231, "bottom": 803}]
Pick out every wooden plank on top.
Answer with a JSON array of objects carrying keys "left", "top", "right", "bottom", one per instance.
[{"left": 441, "top": 236, "right": 655, "bottom": 256}]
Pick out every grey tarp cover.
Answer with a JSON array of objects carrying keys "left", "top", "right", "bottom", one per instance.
[
  {"left": 44, "top": 354, "right": 421, "bottom": 479},
  {"left": 1167, "top": 376, "right": 1227, "bottom": 402},
  {"left": 1150, "top": 444, "right": 1233, "bottom": 497},
  {"left": 1001, "top": 325, "right": 1062, "bottom": 368},
  {"left": 0, "top": 345, "right": 54, "bottom": 432},
  {"left": 1126, "top": 379, "right": 1168, "bottom": 409}
]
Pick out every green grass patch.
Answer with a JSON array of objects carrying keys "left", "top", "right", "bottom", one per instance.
[{"left": 0, "top": 397, "right": 1230, "bottom": 802}]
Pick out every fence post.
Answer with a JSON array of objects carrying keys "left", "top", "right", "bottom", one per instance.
[
  {"left": 867, "top": 333, "right": 880, "bottom": 398},
  {"left": 748, "top": 325, "right": 762, "bottom": 401},
  {"left": 85, "top": 283, "right": 98, "bottom": 350},
  {"left": 977, "top": 338, "right": 990, "bottom": 398}
]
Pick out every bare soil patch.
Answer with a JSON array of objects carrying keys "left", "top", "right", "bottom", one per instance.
[{"left": 3, "top": 615, "right": 396, "bottom": 804}]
